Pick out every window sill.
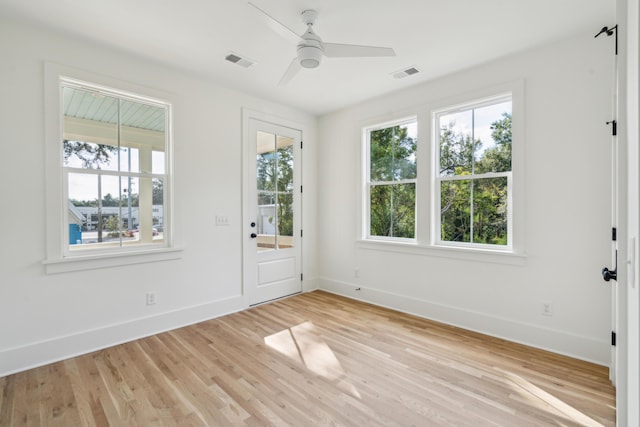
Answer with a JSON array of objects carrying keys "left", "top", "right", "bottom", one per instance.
[
  {"left": 43, "top": 246, "right": 184, "bottom": 274},
  {"left": 357, "top": 239, "right": 526, "bottom": 266}
]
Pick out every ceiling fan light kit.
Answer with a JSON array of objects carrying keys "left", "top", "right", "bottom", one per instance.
[
  {"left": 298, "top": 44, "right": 322, "bottom": 68},
  {"left": 248, "top": 2, "right": 396, "bottom": 83}
]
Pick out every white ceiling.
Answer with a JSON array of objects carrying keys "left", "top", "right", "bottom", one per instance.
[{"left": 1, "top": 0, "right": 614, "bottom": 115}]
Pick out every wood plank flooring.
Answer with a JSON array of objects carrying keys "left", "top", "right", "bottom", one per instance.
[{"left": 0, "top": 291, "right": 615, "bottom": 426}]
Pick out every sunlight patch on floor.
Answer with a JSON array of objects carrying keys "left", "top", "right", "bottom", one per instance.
[
  {"left": 265, "top": 321, "right": 361, "bottom": 398},
  {"left": 494, "top": 368, "right": 605, "bottom": 427}
]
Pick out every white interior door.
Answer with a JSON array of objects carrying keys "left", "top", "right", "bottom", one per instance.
[{"left": 243, "top": 116, "right": 302, "bottom": 305}]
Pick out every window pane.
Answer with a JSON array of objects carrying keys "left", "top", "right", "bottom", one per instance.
[
  {"left": 370, "top": 183, "right": 415, "bottom": 238},
  {"left": 119, "top": 147, "right": 139, "bottom": 173},
  {"left": 277, "top": 193, "right": 294, "bottom": 248},
  {"left": 68, "top": 173, "right": 123, "bottom": 248},
  {"left": 62, "top": 86, "right": 119, "bottom": 171},
  {"left": 121, "top": 175, "right": 138, "bottom": 230},
  {"left": 370, "top": 185, "right": 391, "bottom": 237},
  {"left": 474, "top": 102, "right": 512, "bottom": 173},
  {"left": 391, "top": 183, "right": 416, "bottom": 238},
  {"left": 257, "top": 191, "right": 276, "bottom": 250},
  {"left": 276, "top": 137, "right": 294, "bottom": 249},
  {"left": 473, "top": 177, "right": 508, "bottom": 245},
  {"left": 370, "top": 123, "right": 417, "bottom": 182},
  {"left": 440, "top": 179, "right": 472, "bottom": 243},
  {"left": 257, "top": 131, "right": 276, "bottom": 251},
  {"left": 63, "top": 140, "right": 120, "bottom": 171},
  {"left": 152, "top": 150, "right": 165, "bottom": 174},
  {"left": 439, "top": 110, "right": 473, "bottom": 176}
]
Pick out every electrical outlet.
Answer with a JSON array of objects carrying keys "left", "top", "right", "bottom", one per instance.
[
  {"left": 542, "top": 302, "right": 553, "bottom": 316},
  {"left": 146, "top": 292, "right": 157, "bottom": 305}
]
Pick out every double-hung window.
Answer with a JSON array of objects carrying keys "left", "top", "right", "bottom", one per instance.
[
  {"left": 434, "top": 95, "right": 512, "bottom": 249},
  {"left": 361, "top": 84, "right": 521, "bottom": 259},
  {"left": 40, "top": 70, "right": 176, "bottom": 275},
  {"left": 365, "top": 119, "right": 417, "bottom": 240},
  {"left": 61, "top": 79, "right": 170, "bottom": 255}
]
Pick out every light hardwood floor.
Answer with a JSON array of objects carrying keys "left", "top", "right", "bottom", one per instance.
[{"left": 0, "top": 291, "right": 615, "bottom": 426}]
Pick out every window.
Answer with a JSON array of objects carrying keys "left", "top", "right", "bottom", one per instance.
[
  {"left": 42, "top": 65, "right": 179, "bottom": 273},
  {"left": 434, "top": 95, "right": 512, "bottom": 249},
  {"left": 365, "top": 119, "right": 417, "bottom": 240},
  {"left": 360, "top": 83, "right": 522, "bottom": 261},
  {"left": 61, "top": 78, "right": 170, "bottom": 255}
]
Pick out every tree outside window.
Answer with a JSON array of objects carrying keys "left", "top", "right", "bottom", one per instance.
[
  {"left": 436, "top": 98, "right": 512, "bottom": 247},
  {"left": 367, "top": 120, "right": 417, "bottom": 239}
]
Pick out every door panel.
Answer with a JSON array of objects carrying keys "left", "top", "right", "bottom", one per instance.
[
  {"left": 244, "top": 116, "right": 302, "bottom": 305},
  {"left": 258, "top": 258, "right": 296, "bottom": 285}
]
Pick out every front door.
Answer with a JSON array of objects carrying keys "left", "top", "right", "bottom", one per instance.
[{"left": 243, "top": 115, "right": 302, "bottom": 305}]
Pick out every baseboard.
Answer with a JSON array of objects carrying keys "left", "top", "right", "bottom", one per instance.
[
  {"left": 318, "top": 277, "right": 610, "bottom": 366},
  {"left": 0, "top": 295, "right": 245, "bottom": 377}
]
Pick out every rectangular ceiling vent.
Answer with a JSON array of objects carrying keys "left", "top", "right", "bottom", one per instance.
[
  {"left": 225, "top": 52, "right": 255, "bottom": 68},
  {"left": 391, "top": 66, "right": 420, "bottom": 79}
]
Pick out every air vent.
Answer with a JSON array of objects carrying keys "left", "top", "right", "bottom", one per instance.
[
  {"left": 391, "top": 66, "right": 420, "bottom": 79},
  {"left": 224, "top": 52, "right": 255, "bottom": 68}
]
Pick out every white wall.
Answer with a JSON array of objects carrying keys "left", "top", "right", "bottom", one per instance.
[
  {"left": 0, "top": 18, "right": 318, "bottom": 376},
  {"left": 317, "top": 33, "right": 614, "bottom": 364}
]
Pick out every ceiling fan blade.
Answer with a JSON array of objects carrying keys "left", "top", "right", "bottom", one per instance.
[
  {"left": 278, "top": 58, "right": 302, "bottom": 86},
  {"left": 323, "top": 43, "right": 396, "bottom": 58},
  {"left": 248, "top": 2, "right": 302, "bottom": 45}
]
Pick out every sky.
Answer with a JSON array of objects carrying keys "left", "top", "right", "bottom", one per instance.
[{"left": 439, "top": 100, "right": 512, "bottom": 156}]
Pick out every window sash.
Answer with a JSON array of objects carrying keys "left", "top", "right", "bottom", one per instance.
[{"left": 435, "top": 172, "right": 512, "bottom": 250}]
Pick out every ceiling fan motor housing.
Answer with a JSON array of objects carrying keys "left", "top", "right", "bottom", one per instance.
[{"left": 297, "top": 27, "right": 323, "bottom": 68}]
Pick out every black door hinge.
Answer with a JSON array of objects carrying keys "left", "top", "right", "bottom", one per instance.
[
  {"left": 611, "top": 331, "right": 617, "bottom": 346},
  {"left": 300, "top": 141, "right": 303, "bottom": 149},
  {"left": 606, "top": 120, "right": 617, "bottom": 136},
  {"left": 300, "top": 273, "right": 303, "bottom": 281},
  {"left": 300, "top": 229, "right": 303, "bottom": 237},
  {"left": 300, "top": 185, "right": 303, "bottom": 193},
  {"left": 594, "top": 25, "right": 618, "bottom": 55},
  {"left": 612, "top": 227, "right": 617, "bottom": 241}
]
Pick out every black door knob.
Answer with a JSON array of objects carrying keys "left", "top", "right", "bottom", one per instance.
[
  {"left": 250, "top": 233, "right": 257, "bottom": 239},
  {"left": 250, "top": 222, "right": 256, "bottom": 228},
  {"left": 602, "top": 267, "right": 617, "bottom": 282}
]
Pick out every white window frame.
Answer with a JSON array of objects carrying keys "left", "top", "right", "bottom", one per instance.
[
  {"left": 359, "top": 81, "right": 525, "bottom": 264},
  {"left": 363, "top": 116, "right": 418, "bottom": 243},
  {"left": 43, "top": 63, "right": 181, "bottom": 274},
  {"left": 432, "top": 93, "right": 514, "bottom": 251}
]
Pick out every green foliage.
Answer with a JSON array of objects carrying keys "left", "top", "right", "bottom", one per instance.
[
  {"left": 476, "top": 113, "right": 512, "bottom": 174},
  {"left": 370, "top": 183, "right": 415, "bottom": 238},
  {"left": 256, "top": 142, "right": 295, "bottom": 239},
  {"left": 105, "top": 215, "right": 123, "bottom": 237},
  {"left": 153, "top": 180, "right": 164, "bottom": 205},
  {"left": 369, "top": 125, "right": 417, "bottom": 238},
  {"left": 439, "top": 113, "right": 512, "bottom": 245}
]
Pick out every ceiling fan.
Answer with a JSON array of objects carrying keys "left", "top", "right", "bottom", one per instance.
[{"left": 248, "top": 2, "right": 396, "bottom": 85}]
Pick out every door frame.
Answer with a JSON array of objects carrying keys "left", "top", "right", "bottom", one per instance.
[
  {"left": 617, "top": 0, "right": 640, "bottom": 424},
  {"left": 242, "top": 108, "right": 305, "bottom": 306}
]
